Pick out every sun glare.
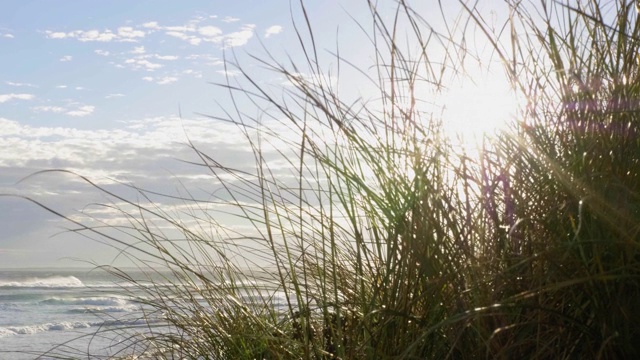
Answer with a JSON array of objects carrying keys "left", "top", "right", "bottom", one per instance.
[{"left": 440, "top": 71, "right": 520, "bottom": 147}]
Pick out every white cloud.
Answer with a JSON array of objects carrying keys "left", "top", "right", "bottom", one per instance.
[
  {"left": 0, "top": 93, "right": 35, "bottom": 103},
  {"left": 142, "top": 76, "right": 178, "bottom": 85},
  {"left": 76, "top": 29, "right": 118, "bottom": 42},
  {"left": 2, "top": 33, "right": 14, "bottom": 39},
  {"left": 75, "top": 86, "right": 85, "bottom": 90},
  {"left": 264, "top": 25, "right": 283, "bottom": 38},
  {"left": 156, "top": 76, "right": 178, "bottom": 85},
  {"left": 216, "top": 70, "right": 241, "bottom": 77},
  {"left": 56, "top": 85, "right": 68, "bottom": 89},
  {"left": 46, "top": 28, "right": 140, "bottom": 42},
  {"left": 222, "top": 16, "right": 240, "bottom": 23},
  {"left": 155, "top": 55, "right": 179, "bottom": 61},
  {"left": 199, "top": 26, "right": 222, "bottom": 37},
  {"left": 66, "top": 105, "right": 95, "bottom": 117},
  {"left": 118, "top": 26, "right": 145, "bottom": 39},
  {"left": 60, "top": 55, "right": 73, "bottom": 62},
  {"left": 5, "top": 81, "right": 37, "bottom": 88},
  {"left": 223, "top": 24, "right": 255, "bottom": 47},
  {"left": 105, "top": 93, "right": 125, "bottom": 99},
  {"left": 166, "top": 31, "right": 191, "bottom": 41},
  {"left": 142, "top": 21, "right": 160, "bottom": 29},
  {"left": 45, "top": 31, "right": 68, "bottom": 39},
  {"left": 165, "top": 25, "right": 196, "bottom": 32},
  {"left": 131, "top": 46, "right": 145, "bottom": 54},
  {"left": 94, "top": 49, "right": 110, "bottom": 56},
  {"left": 124, "top": 58, "right": 163, "bottom": 71},
  {"left": 32, "top": 106, "right": 66, "bottom": 113}
]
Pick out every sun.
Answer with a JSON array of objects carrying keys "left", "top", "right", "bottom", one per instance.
[{"left": 439, "top": 70, "right": 520, "bottom": 147}]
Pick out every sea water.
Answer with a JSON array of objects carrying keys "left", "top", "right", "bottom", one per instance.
[
  {"left": 0, "top": 267, "right": 288, "bottom": 359},
  {"left": 0, "top": 268, "right": 160, "bottom": 359}
]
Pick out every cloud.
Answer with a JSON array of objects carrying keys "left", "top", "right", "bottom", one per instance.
[
  {"left": 32, "top": 106, "right": 66, "bottom": 113},
  {"left": 117, "top": 26, "right": 145, "bottom": 39},
  {"left": 66, "top": 105, "right": 95, "bottom": 117},
  {"left": 56, "top": 85, "right": 68, "bottom": 89},
  {"left": 45, "top": 31, "right": 67, "bottom": 39},
  {"left": 264, "top": 25, "right": 283, "bottom": 38},
  {"left": 5, "top": 81, "right": 37, "bottom": 88},
  {"left": 222, "top": 16, "right": 240, "bottom": 23},
  {"left": 94, "top": 49, "right": 110, "bottom": 56},
  {"left": 142, "top": 21, "right": 160, "bottom": 29},
  {"left": 156, "top": 76, "right": 178, "bottom": 85},
  {"left": 131, "top": 46, "right": 145, "bottom": 54},
  {"left": 198, "top": 26, "right": 222, "bottom": 37},
  {"left": 0, "top": 93, "right": 35, "bottom": 103},
  {"left": 216, "top": 69, "right": 241, "bottom": 77},
  {"left": 124, "top": 58, "right": 163, "bottom": 71},
  {"left": 105, "top": 93, "right": 125, "bottom": 99},
  {"left": 2, "top": 33, "right": 14, "bottom": 39},
  {"left": 45, "top": 27, "right": 144, "bottom": 42},
  {"left": 142, "top": 76, "right": 178, "bottom": 85},
  {"left": 60, "top": 55, "right": 73, "bottom": 62},
  {"left": 223, "top": 24, "right": 255, "bottom": 47},
  {"left": 154, "top": 55, "right": 179, "bottom": 60}
]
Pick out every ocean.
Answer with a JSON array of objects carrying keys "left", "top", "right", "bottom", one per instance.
[{"left": 0, "top": 267, "right": 162, "bottom": 359}]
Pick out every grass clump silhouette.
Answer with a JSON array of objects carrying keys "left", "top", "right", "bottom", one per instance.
[{"left": 15, "top": 0, "right": 640, "bottom": 358}]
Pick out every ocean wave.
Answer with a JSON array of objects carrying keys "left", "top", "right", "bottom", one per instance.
[
  {"left": 40, "top": 296, "right": 129, "bottom": 307},
  {"left": 0, "top": 276, "right": 84, "bottom": 289},
  {"left": 0, "top": 321, "right": 94, "bottom": 338},
  {"left": 66, "top": 306, "right": 135, "bottom": 314},
  {"left": 0, "top": 318, "right": 163, "bottom": 338}
]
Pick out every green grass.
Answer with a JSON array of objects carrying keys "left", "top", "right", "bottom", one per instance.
[{"left": 15, "top": 0, "right": 640, "bottom": 358}]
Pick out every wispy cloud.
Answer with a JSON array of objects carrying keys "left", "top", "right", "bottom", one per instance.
[
  {"left": 216, "top": 69, "right": 241, "bottom": 77},
  {"left": 0, "top": 93, "right": 35, "bottom": 103},
  {"left": 130, "top": 46, "right": 145, "bottom": 54},
  {"left": 222, "top": 24, "right": 255, "bottom": 47},
  {"left": 105, "top": 93, "right": 125, "bottom": 99},
  {"left": 117, "top": 26, "right": 145, "bottom": 39},
  {"left": 60, "top": 55, "right": 73, "bottom": 62},
  {"left": 198, "top": 26, "right": 222, "bottom": 37},
  {"left": 222, "top": 16, "right": 240, "bottom": 23},
  {"left": 66, "top": 105, "right": 95, "bottom": 117},
  {"left": 1, "top": 33, "right": 14, "bottom": 39},
  {"left": 32, "top": 104, "right": 95, "bottom": 117},
  {"left": 94, "top": 49, "right": 110, "bottom": 56},
  {"left": 124, "top": 57, "right": 163, "bottom": 71},
  {"left": 5, "top": 81, "right": 37, "bottom": 88},
  {"left": 264, "top": 25, "right": 283, "bottom": 38},
  {"left": 142, "top": 76, "right": 178, "bottom": 85},
  {"left": 45, "top": 27, "right": 145, "bottom": 42},
  {"left": 32, "top": 105, "right": 66, "bottom": 113},
  {"left": 154, "top": 54, "right": 179, "bottom": 61}
]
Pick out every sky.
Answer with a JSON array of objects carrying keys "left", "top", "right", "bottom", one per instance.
[{"left": 0, "top": 1, "right": 518, "bottom": 268}]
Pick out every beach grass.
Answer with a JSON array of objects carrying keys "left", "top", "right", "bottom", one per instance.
[{"left": 20, "top": 0, "right": 640, "bottom": 358}]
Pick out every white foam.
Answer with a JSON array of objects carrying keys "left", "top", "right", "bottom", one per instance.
[
  {"left": 0, "top": 321, "right": 95, "bottom": 337},
  {"left": 0, "top": 276, "right": 84, "bottom": 289},
  {"left": 40, "top": 296, "right": 129, "bottom": 307}
]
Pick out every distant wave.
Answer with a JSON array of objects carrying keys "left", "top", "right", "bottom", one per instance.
[
  {"left": 0, "top": 276, "right": 84, "bottom": 289},
  {"left": 40, "top": 296, "right": 137, "bottom": 314},
  {"left": 0, "top": 321, "right": 94, "bottom": 338},
  {"left": 0, "top": 318, "right": 162, "bottom": 338},
  {"left": 40, "top": 296, "right": 129, "bottom": 307}
]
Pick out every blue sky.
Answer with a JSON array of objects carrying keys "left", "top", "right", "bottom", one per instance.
[
  {"left": 0, "top": 1, "right": 518, "bottom": 268},
  {"left": 0, "top": 0, "right": 383, "bottom": 268}
]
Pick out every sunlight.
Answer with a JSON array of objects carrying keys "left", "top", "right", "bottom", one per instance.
[{"left": 440, "top": 70, "right": 520, "bottom": 148}]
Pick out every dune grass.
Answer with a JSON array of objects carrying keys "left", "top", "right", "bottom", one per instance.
[{"left": 16, "top": 0, "right": 640, "bottom": 358}]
